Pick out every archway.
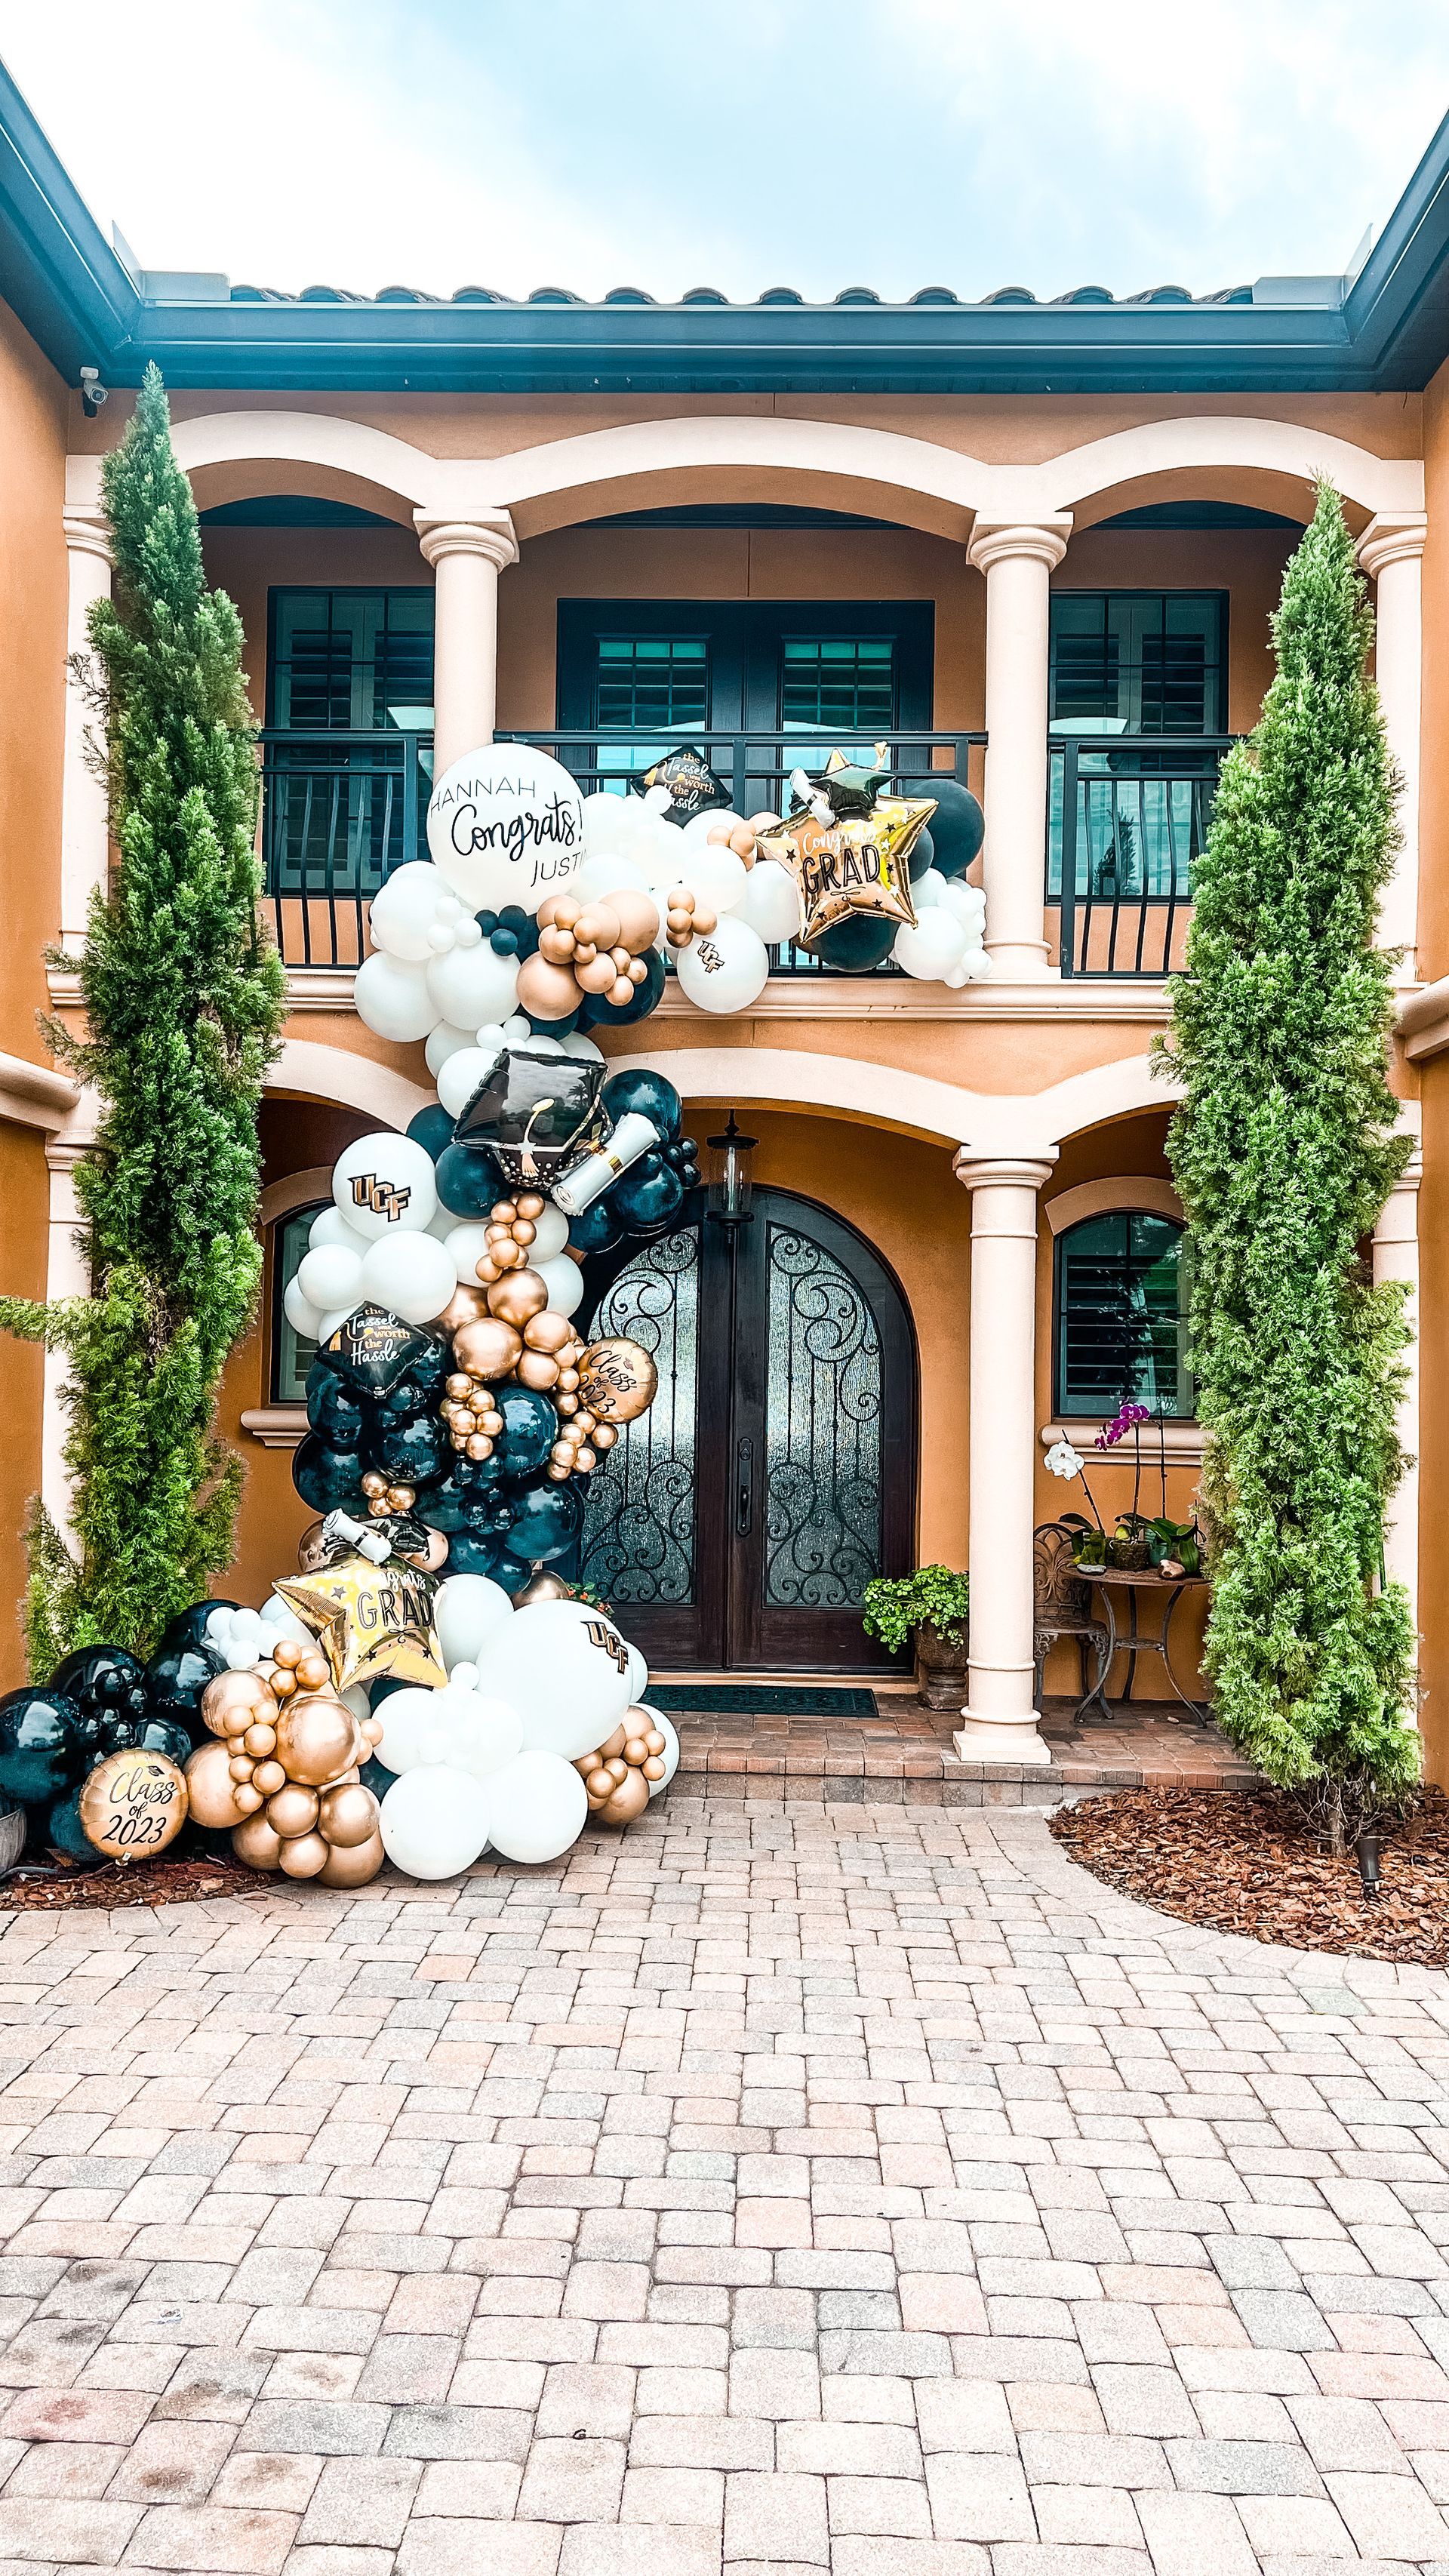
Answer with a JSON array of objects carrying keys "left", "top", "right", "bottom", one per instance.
[{"left": 575, "top": 1186, "right": 918, "bottom": 1673}]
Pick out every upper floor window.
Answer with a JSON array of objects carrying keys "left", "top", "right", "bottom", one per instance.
[
  {"left": 1054, "top": 1210, "right": 1194, "bottom": 1420},
  {"left": 272, "top": 1204, "right": 325, "bottom": 1402},
  {"left": 1050, "top": 592, "right": 1226, "bottom": 736},
  {"left": 268, "top": 589, "right": 435, "bottom": 734},
  {"left": 594, "top": 635, "right": 709, "bottom": 734},
  {"left": 781, "top": 636, "right": 897, "bottom": 740}
]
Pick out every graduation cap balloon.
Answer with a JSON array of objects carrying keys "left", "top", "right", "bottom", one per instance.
[{"left": 451, "top": 1046, "right": 609, "bottom": 1191}]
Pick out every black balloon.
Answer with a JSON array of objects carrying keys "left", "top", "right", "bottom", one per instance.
[
  {"left": 45, "top": 1789, "right": 94, "bottom": 1867},
  {"left": 601, "top": 1067, "right": 683, "bottom": 1143},
  {"left": 52, "top": 1646, "right": 148, "bottom": 1740},
  {"left": 416, "top": 1473, "right": 476, "bottom": 1534},
  {"left": 407, "top": 1103, "right": 457, "bottom": 1162},
  {"left": 808, "top": 911, "right": 900, "bottom": 972},
  {"left": 501, "top": 1476, "right": 584, "bottom": 1565},
  {"left": 908, "top": 825, "right": 935, "bottom": 880},
  {"left": 897, "top": 776, "right": 983, "bottom": 879},
  {"left": 608, "top": 1153, "right": 686, "bottom": 1238},
  {"left": 0, "top": 1688, "right": 83, "bottom": 1805},
  {"left": 435, "top": 1143, "right": 507, "bottom": 1218},
  {"left": 494, "top": 1384, "right": 561, "bottom": 1479},
  {"left": 104, "top": 1713, "right": 193, "bottom": 1765},
  {"left": 358, "top": 1754, "right": 398, "bottom": 1801},
  {"left": 158, "top": 1601, "right": 237, "bottom": 1658},
  {"left": 293, "top": 1434, "right": 369, "bottom": 1514},
  {"left": 567, "top": 1195, "right": 625, "bottom": 1257},
  {"left": 369, "top": 1675, "right": 414, "bottom": 1710},
  {"left": 375, "top": 1415, "right": 451, "bottom": 1489},
  {"left": 144, "top": 1637, "right": 226, "bottom": 1733},
  {"left": 437, "top": 1526, "right": 506, "bottom": 1577},
  {"left": 308, "top": 1372, "right": 368, "bottom": 1445}
]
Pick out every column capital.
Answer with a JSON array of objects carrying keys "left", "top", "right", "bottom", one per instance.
[
  {"left": 62, "top": 505, "right": 113, "bottom": 566},
  {"left": 414, "top": 509, "right": 518, "bottom": 572},
  {"left": 967, "top": 516, "right": 1072, "bottom": 577},
  {"left": 952, "top": 1150, "right": 1057, "bottom": 1193},
  {"left": 1357, "top": 512, "right": 1427, "bottom": 579}
]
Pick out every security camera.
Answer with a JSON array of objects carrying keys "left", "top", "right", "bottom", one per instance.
[{"left": 79, "top": 367, "right": 109, "bottom": 416}]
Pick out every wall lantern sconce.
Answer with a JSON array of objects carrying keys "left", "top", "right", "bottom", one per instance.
[{"left": 707, "top": 1110, "right": 756, "bottom": 1228}]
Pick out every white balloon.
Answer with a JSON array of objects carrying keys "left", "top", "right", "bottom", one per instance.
[
  {"left": 379, "top": 1765, "right": 492, "bottom": 1879},
  {"left": 435, "top": 1571, "right": 515, "bottom": 1670},
  {"left": 427, "top": 1206, "right": 458, "bottom": 1242},
  {"left": 960, "top": 945, "right": 993, "bottom": 980},
  {"left": 503, "top": 1014, "right": 533, "bottom": 1043},
  {"left": 635, "top": 1703, "right": 679, "bottom": 1796},
  {"left": 435, "top": 1047, "right": 502, "bottom": 1122},
  {"left": 681, "top": 808, "right": 743, "bottom": 842},
  {"left": 892, "top": 908, "right": 969, "bottom": 982},
  {"left": 373, "top": 1685, "right": 443, "bottom": 1774},
  {"left": 369, "top": 861, "right": 451, "bottom": 962},
  {"left": 282, "top": 1276, "right": 323, "bottom": 1340},
  {"left": 443, "top": 1222, "right": 493, "bottom": 1286},
  {"left": 358, "top": 1230, "right": 457, "bottom": 1325},
  {"left": 681, "top": 848, "right": 747, "bottom": 915},
  {"left": 485, "top": 1749, "right": 589, "bottom": 1865},
  {"left": 297, "top": 1245, "right": 365, "bottom": 1313},
  {"left": 308, "top": 1205, "right": 370, "bottom": 1256},
  {"left": 573, "top": 852, "right": 651, "bottom": 902},
  {"left": 675, "top": 915, "right": 771, "bottom": 1015},
  {"left": 426, "top": 943, "right": 521, "bottom": 1033},
  {"left": 316, "top": 1305, "right": 358, "bottom": 1341},
  {"left": 940, "top": 879, "right": 987, "bottom": 930},
  {"left": 580, "top": 789, "right": 634, "bottom": 852},
  {"left": 527, "top": 1203, "right": 571, "bottom": 1262},
  {"left": 339, "top": 1684, "right": 371, "bottom": 1724},
  {"left": 911, "top": 867, "right": 949, "bottom": 909},
  {"left": 534, "top": 1254, "right": 584, "bottom": 1319},
  {"left": 477, "top": 1601, "right": 634, "bottom": 1759},
  {"left": 262, "top": 1595, "right": 315, "bottom": 1650},
  {"left": 425, "top": 1022, "right": 476, "bottom": 1075},
  {"left": 451, "top": 1694, "right": 526, "bottom": 1777},
  {"left": 525, "top": 1036, "right": 565, "bottom": 1057},
  {"left": 625, "top": 1644, "right": 648, "bottom": 1703},
  {"left": 333, "top": 1134, "right": 438, "bottom": 1239},
  {"left": 428, "top": 744, "right": 585, "bottom": 914},
  {"left": 354, "top": 952, "right": 438, "bottom": 1044},
  {"left": 560, "top": 1032, "right": 604, "bottom": 1062},
  {"left": 472, "top": 1022, "right": 512, "bottom": 1056},
  {"left": 735, "top": 858, "right": 802, "bottom": 946}
]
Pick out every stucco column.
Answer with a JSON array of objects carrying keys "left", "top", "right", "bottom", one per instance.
[
  {"left": 1357, "top": 513, "right": 1426, "bottom": 973},
  {"left": 414, "top": 511, "right": 519, "bottom": 774},
  {"left": 42, "top": 1097, "right": 100, "bottom": 1540},
  {"left": 60, "top": 507, "right": 115, "bottom": 956},
  {"left": 952, "top": 1150, "right": 1057, "bottom": 1765},
  {"left": 966, "top": 518, "right": 1072, "bottom": 980},
  {"left": 1374, "top": 1143, "right": 1422, "bottom": 1645}
]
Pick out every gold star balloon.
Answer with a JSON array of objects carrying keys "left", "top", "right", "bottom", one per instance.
[
  {"left": 758, "top": 749, "right": 936, "bottom": 950},
  {"left": 275, "top": 1551, "right": 448, "bottom": 1695}
]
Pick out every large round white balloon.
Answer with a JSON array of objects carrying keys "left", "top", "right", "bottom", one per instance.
[
  {"left": 443, "top": 1222, "right": 492, "bottom": 1285},
  {"left": 282, "top": 1275, "right": 322, "bottom": 1340},
  {"left": 435, "top": 1046, "right": 503, "bottom": 1121},
  {"left": 528, "top": 1203, "right": 571, "bottom": 1263},
  {"left": 435, "top": 1572, "right": 515, "bottom": 1671},
  {"left": 736, "top": 858, "right": 802, "bottom": 946},
  {"left": 485, "top": 1749, "right": 589, "bottom": 1865},
  {"left": 332, "top": 1134, "right": 438, "bottom": 1240},
  {"left": 354, "top": 952, "right": 438, "bottom": 1044},
  {"left": 425, "top": 1022, "right": 476, "bottom": 1076},
  {"left": 426, "top": 942, "right": 521, "bottom": 1033},
  {"left": 373, "top": 1685, "right": 443, "bottom": 1773},
  {"left": 674, "top": 915, "right": 771, "bottom": 1015},
  {"left": 534, "top": 1254, "right": 584, "bottom": 1319},
  {"left": 681, "top": 807, "right": 743, "bottom": 842},
  {"left": 369, "top": 861, "right": 451, "bottom": 962},
  {"left": 378, "top": 1765, "right": 492, "bottom": 1879},
  {"left": 477, "top": 1600, "right": 634, "bottom": 1759},
  {"left": 892, "top": 907, "right": 969, "bottom": 981},
  {"left": 358, "top": 1230, "right": 457, "bottom": 1325},
  {"left": 428, "top": 744, "right": 585, "bottom": 915},
  {"left": 625, "top": 1643, "right": 648, "bottom": 1704},
  {"left": 681, "top": 848, "right": 747, "bottom": 915},
  {"left": 297, "top": 1244, "right": 365, "bottom": 1314},
  {"left": 309, "top": 1205, "right": 370, "bottom": 1257}
]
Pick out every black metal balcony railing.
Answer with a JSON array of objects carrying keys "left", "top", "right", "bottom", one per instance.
[
  {"left": 1048, "top": 734, "right": 1238, "bottom": 977},
  {"left": 260, "top": 726, "right": 986, "bottom": 974}
]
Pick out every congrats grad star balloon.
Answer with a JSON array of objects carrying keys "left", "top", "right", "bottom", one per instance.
[{"left": 757, "top": 747, "right": 936, "bottom": 951}]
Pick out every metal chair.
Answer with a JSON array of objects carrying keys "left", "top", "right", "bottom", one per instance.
[{"left": 1034, "top": 1517, "right": 1111, "bottom": 1721}]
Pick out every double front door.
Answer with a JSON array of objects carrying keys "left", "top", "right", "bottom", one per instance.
[{"left": 577, "top": 1189, "right": 917, "bottom": 1673}]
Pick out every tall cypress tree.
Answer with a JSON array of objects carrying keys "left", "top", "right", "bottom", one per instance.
[
  {"left": 1, "top": 365, "right": 286, "bottom": 1670},
  {"left": 1160, "top": 482, "right": 1417, "bottom": 1844}
]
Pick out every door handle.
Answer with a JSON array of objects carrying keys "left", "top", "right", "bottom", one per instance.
[{"left": 735, "top": 1438, "right": 753, "bottom": 1536}]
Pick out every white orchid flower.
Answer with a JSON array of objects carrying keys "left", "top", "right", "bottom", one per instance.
[{"left": 1044, "top": 1439, "right": 1085, "bottom": 1480}]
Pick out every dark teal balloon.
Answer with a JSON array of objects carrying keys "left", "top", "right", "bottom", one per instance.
[
  {"left": 501, "top": 1476, "right": 584, "bottom": 1565},
  {"left": 436, "top": 1527, "right": 504, "bottom": 1576},
  {"left": 568, "top": 1195, "right": 624, "bottom": 1256},
  {"left": 375, "top": 1415, "right": 451, "bottom": 1489},
  {"left": 435, "top": 1143, "right": 506, "bottom": 1217},
  {"left": 897, "top": 777, "right": 983, "bottom": 879},
  {"left": 0, "top": 1688, "right": 83, "bottom": 1805},
  {"left": 292, "top": 1433, "right": 368, "bottom": 1513},
  {"left": 144, "top": 1637, "right": 226, "bottom": 1734},
  {"left": 580, "top": 947, "right": 665, "bottom": 1026},
  {"left": 307, "top": 1371, "right": 368, "bottom": 1445},
  {"left": 417, "top": 1473, "right": 475, "bottom": 1534},
  {"left": 496, "top": 1383, "right": 560, "bottom": 1479},
  {"left": 103, "top": 1712, "right": 193, "bottom": 1765},
  {"left": 601, "top": 1067, "right": 682, "bottom": 1142},
  {"left": 609, "top": 1154, "right": 686, "bottom": 1237},
  {"left": 158, "top": 1601, "right": 237, "bottom": 1658},
  {"left": 524, "top": 1008, "right": 579, "bottom": 1037},
  {"left": 808, "top": 912, "right": 900, "bottom": 972},
  {"left": 46, "top": 1789, "right": 94, "bottom": 1866},
  {"left": 907, "top": 825, "right": 935, "bottom": 880},
  {"left": 358, "top": 1755, "right": 398, "bottom": 1801},
  {"left": 53, "top": 1646, "right": 147, "bottom": 1743},
  {"left": 408, "top": 1104, "right": 456, "bottom": 1162}
]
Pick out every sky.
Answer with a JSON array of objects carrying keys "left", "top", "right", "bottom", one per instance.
[{"left": 2, "top": 0, "right": 1448, "bottom": 305}]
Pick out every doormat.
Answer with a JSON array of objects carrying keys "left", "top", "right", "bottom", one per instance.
[{"left": 651, "top": 1685, "right": 880, "bottom": 1717}]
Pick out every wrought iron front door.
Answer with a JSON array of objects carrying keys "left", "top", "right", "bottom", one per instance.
[{"left": 577, "top": 1188, "right": 917, "bottom": 1671}]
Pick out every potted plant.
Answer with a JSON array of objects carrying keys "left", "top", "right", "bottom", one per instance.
[{"left": 861, "top": 1565, "right": 970, "bottom": 1710}]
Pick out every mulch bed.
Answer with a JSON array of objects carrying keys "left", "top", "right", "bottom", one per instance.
[
  {"left": 1051, "top": 1785, "right": 1449, "bottom": 1966},
  {"left": 0, "top": 1854, "right": 263, "bottom": 1913}
]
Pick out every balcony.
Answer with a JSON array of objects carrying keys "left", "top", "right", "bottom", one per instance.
[{"left": 259, "top": 724, "right": 1236, "bottom": 984}]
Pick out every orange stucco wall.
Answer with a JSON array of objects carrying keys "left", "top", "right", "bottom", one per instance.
[{"left": 1415, "top": 356, "right": 1449, "bottom": 1776}]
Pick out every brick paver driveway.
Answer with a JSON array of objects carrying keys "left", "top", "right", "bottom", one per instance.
[{"left": 0, "top": 1799, "right": 1447, "bottom": 2576}]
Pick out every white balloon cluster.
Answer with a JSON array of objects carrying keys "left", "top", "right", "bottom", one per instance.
[
  {"left": 570, "top": 789, "right": 776, "bottom": 1017},
  {"left": 371, "top": 1578, "right": 678, "bottom": 1876},
  {"left": 205, "top": 1596, "right": 315, "bottom": 1670},
  {"left": 895, "top": 873, "right": 992, "bottom": 986}
]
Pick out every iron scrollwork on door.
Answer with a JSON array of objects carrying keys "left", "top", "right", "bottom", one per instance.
[
  {"left": 763, "top": 1225, "right": 883, "bottom": 1608},
  {"left": 578, "top": 1226, "right": 698, "bottom": 1605}
]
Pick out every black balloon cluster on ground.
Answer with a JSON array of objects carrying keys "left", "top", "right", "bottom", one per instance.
[{"left": 0, "top": 1605, "right": 235, "bottom": 1864}]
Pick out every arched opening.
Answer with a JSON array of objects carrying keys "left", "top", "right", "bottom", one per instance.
[{"left": 574, "top": 1184, "right": 919, "bottom": 1673}]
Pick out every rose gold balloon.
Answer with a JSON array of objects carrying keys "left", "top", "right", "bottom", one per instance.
[
  {"left": 278, "top": 1831, "right": 329, "bottom": 1880},
  {"left": 598, "top": 1725, "right": 629, "bottom": 1762},
  {"left": 243, "top": 1722, "right": 277, "bottom": 1757},
  {"left": 623, "top": 1737, "right": 649, "bottom": 1766},
  {"left": 522, "top": 1310, "right": 571, "bottom": 1354},
  {"left": 318, "top": 1831, "right": 386, "bottom": 1888},
  {"left": 574, "top": 952, "right": 617, "bottom": 996},
  {"left": 517, "top": 1193, "right": 546, "bottom": 1219},
  {"left": 251, "top": 1757, "right": 286, "bottom": 1797},
  {"left": 452, "top": 1316, "right": 523, "bottom": 1380},
  {"left": 185, "top": 1740, "right": 247, "bottom": 1830},
  {"left": 599, "top": 1766, "right": 650, "bottom": 1827},
  {"left": 515, "top": 954, "right": 582, "bottom": 1021},
  {"left": 538, "top": 924, "right": 577, "bottom": 965},
  {"left": 297, "top": 1520, "right": 330, "bottom": 1573},
  {"left": 644, "top": 1731, "right": 666, "bottom": 1757},
  {"left": 296, "top": 1651, "right": 331, "bottom": 1694},
  {"left": 585, "top": 1768, "right": 615, "bottom": 1801},
  {"left": 536, "top": 894, "right": 579, "bottom": 931},
  {"left": 514, "top": 1567, "right": 574, "bottom": 1608},
  {"left": 607, "top": 890, "right": 661, "bottom": 953},
  {"left": 319, "top": 1783, "right": 381, "bottom": 1849},
  {"left": 234, "top": 1781, "right": 264, "bottom": 1814},
  {"left": 488, "top": 1269, "right": 549, "bottom": 1328},
  {"left": 577, "top": 1337, "right": 659, "bottom": 1425},
  {"left": 270, "top": 1669, "right": 297, "bottom": 1698},
  {"left": 274, "top": 1638, "right": 305, "bottom": 1669},
  {"left": 574, "top": 903, "right": 621, "bottom": 951},
  {"left": 232, "top": 1812, "right": 284, "bottom": 1871},
  {"left": 266, "top": 1783, "right": 321, "bottom": 1839},
  {"left": 275, "top": 1694, "right": 356, "bottom": 1789},
  {"left": 516, "top": 1350, "right": 560, "bottom": 1392},
  {"left": 605, "top": 1757, "right": 629, "bottom": 1785},
  {"left": 437, "top": 1285, "right": 490, "bottom": 1338},
  {"left": 200, "top": 1670, "right": 275, "bottom": 1739}
]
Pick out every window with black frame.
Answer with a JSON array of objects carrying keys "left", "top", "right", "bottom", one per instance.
[
  {"left": 265, "top": 589, "right": 435, "bottom": 897},
  {"left": 1048, "top": 592, "right": 1226, "bottom": 904},
  {"left": 1054, "top": 1211, "right": 1194, "bottom": 1421},
  {"left": 271, "top": 1204, "right": 326, "bottom": 1404}
]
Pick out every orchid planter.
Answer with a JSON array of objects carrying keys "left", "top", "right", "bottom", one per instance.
[{"left": 912, "top": 1620, "right": 971, "bottom": 1712}]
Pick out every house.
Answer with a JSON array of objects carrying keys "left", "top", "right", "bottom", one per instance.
[{"left": 0, "top": 61, "right": 1444, "bottom": 1774}]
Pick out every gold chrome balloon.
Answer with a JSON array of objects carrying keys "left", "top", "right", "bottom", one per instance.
[
  {"left": 278, "top": 1830, "right": 330, "bottom": 1880},
  {"left": 274, "top": 1694, "right": 357, "bottom": 1788},
  {"left": 184, "top": 1740, "right": 247, "bottom": 1831},
  {"left": 264, "top": 1782, "right": 321, "bottom": 1840},
  {"left": 487, "top": 1268, "right": 549, "bottom": 1329},
  {"left": 576, "top": 1338, "right": 658, "bottom": 1426},
  {"left": 78, "top": 1750, "right": 188, "bottom": 1862},
  {"left": 452, "top": 1316, "right": 524, "bottom": 1381},
  {"left": 318, "top": 1830, "right": 386, "bottom": 1888},
  {"left": 200, "top": 1669, "right": 275, "bottom": 1739},
  {"left": 318, "top": 1782, "right": 380, "bottom": 1849},
  {"left": 232, "top": 1813, "right": 284, "bottom": 1870}
]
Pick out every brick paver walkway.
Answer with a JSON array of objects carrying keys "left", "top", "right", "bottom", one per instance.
[{"left": 0, "top": 1798, "right": 1446, "bottom": 2575}]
